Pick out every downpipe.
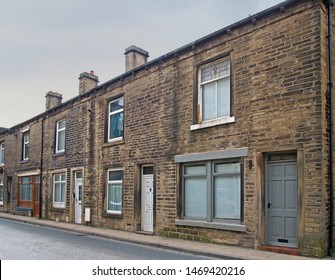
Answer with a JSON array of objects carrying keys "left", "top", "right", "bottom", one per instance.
[{"left": 327, "top": 0, "right": 334, "bottom": 257}]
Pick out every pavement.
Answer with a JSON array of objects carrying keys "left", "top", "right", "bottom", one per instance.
[{"left": 0, "top": 212, "right": 315, "bottom": 260}]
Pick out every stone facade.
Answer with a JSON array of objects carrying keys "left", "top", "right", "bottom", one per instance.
[{"left": 0, "top": 0, "right": 334, "bottom": 258}]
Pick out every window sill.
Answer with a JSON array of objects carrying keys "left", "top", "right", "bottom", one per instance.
[
  {"left": 102, "top": 212, "right": 123, "bottom": 219},
  {"left": 51, "top": 206, "right": 66, "bottom": 212},
  {"left": 103, "top": 139, "right": 125, "bottom": 148},
  {"left": 190, "top": 116, "right": 235, "bottom": 131},
  {"left": 20, "top": 159, "right": 30, "bottom": 164},
  {"left": 53, "top": 152, "right": 65, "bottom": 158},
  {"left": 175, "top": 219, "right": 246, "bottom": 232}
]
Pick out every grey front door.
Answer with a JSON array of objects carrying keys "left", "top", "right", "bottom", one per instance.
[{"left": 267, "top": 159, "right": 297, "bottom": 247}]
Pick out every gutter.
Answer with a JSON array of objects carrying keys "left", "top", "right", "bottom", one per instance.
[{"left": 326, "top": 0, "right": 334, "bottom": 257}]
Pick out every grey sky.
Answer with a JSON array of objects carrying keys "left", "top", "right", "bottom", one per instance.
[{"left": 0, "top": 0, "right": 284, "bottom": 128}]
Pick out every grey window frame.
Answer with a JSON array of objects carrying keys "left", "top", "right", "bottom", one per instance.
[{"left": 181, "top": 159, "right": 243, "bottom": 224}]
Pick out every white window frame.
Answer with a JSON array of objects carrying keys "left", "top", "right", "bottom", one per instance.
[
  {"left": 192, "top": 57, "right": 234, "bottom": 130},
  {"left": 0, "top": 179, "right": 3, "bottom": 205},
  {"left": 53, "top": 173, "right": 66, "bottom": 208},
  {"left": 0, "top": 143, "right": 4, "bottom": 165},
  {"left": 55, "top": 119, "right": 66, "bottom": 154},
  {"left": 108, "top": 97, "right": 124, "bottom": 142},
  {"left": 22, "top": 131, "right": 30, "bottom": 161},
  {"left": 106, "top": 169, "right": 123, "bottom": 214}
]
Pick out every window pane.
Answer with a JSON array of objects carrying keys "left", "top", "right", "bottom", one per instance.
[
  {"left": 57, "top": 130, "right": 66, "bottom": 151},
  {"left": 217, "top": 77, "right": 230, "bottom": 117},
  {"left": 109, "top": 112, "right": 124, "bottom": 139},
  {"left": 108, "top": 183, "right": 122, "bottom": 212},
  {"left": 110, "top": 99, "right": 124, "bottom": 112},
  {"left": 109, "top": 170, "right": 123, "bottom": 181},
  {"left": 184, "top": 178, "right": 207, "bottom": 219},
  {"left": 184, "top": 165, "right": 206, "bottom": 175},
  {"left": 143, "top": 166, "right": 154, "bottom": 175},
  {"left": 202, "top": 82, "right": 216, "bottom": 121},
  {"left": 58, "top": 120, "right": 66, "bottom": 129},
  {"left": 215, "top": 163, "right": 240, "bottom": 174},
  {"left": 214, "top": 175, "right": 240, "bottom": 219},
  {"left": 76, "top": 172, "right": 83, "bottom": 179}
]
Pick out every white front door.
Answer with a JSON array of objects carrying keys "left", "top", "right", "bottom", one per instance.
[
  {"left": 75, "top": 172, "right": 83, "bottom": 224},
  {"left": 141, "top": 166, "right": 154, "bottom": 232}
]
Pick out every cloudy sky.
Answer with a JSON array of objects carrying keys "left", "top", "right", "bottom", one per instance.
[{"left": 0, "top": 0, "right": 284, "bottom": 128}]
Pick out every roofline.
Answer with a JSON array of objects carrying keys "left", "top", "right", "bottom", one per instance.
[
  {"left": 97, "top": 0, "right": 301, "bottom": 90},
  {"left": 3, "top": 0, "right": 304, "bottom": 133}
]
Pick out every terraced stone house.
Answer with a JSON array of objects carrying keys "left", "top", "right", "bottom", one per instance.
[{"left": 0, "top": 0, "right": 334, "bottom": 258}]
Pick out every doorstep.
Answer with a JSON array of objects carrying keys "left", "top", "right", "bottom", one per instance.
[{"left": 260, "top": 245, "right": 299, "bottom": 256}]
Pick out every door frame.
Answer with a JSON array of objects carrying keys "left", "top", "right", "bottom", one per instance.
[
  {"left": 141, "top": 165, "right": 155, "bottom": 233},
  {"left": 71, "top": 168, "right": 84, "bottom": 224},
  {"left": 265, "top": 153, "right": 298, "bottom": 248}
]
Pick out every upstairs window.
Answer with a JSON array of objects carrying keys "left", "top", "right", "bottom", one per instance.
[
  {"left": 108, "top": 97, "right": 124, "bottom": 142},
  {"left": 0, "top": 143, "right": 4, "bottom": 165},
  {"left": 22, "top": 132, "right": 30, "bottom": 161},
  {"left": 196, "top": 57, "right": 232, "bottom": 126},
  {"left": 55, "top": 120, "right": 66, "bottom": 154}
]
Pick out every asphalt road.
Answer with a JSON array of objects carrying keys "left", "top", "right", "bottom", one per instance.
[{"left": 0, "top": 218, "right": 214, "bottom": 260}]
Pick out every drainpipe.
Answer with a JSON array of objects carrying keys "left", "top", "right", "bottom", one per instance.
[
  {"left": 327, "top": 0, "right": 334, "bottom": 257},
  {"left": 39, "top": 115, "right": 45, "bottom": 219}
]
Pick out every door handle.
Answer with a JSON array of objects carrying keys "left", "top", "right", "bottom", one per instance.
[{"left": 267, "top": 202, "right": 271, "bottom": 208}]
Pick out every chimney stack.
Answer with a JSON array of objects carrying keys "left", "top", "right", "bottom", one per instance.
[
  {"left": 79, "top": 70, "right": 99, "bottom": 95},
  {"left": 124, "top": 46, "right": 149, "bottom": 72},
  {"left": 45, "top": 91, "right": 62, "bottom": 110}
]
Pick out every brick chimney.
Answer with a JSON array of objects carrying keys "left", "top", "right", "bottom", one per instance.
[
  {"left": 45, "top": 91, "right": 62, "bottom": 110},
  {"left": 124, "top": 46, "right": 149, "bottom": 72},
  {"left": 79, "top": 70, "right": 99, "bottom": 95}
]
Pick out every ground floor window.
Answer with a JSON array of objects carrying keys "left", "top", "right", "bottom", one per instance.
[
  {"left": 53, "top": 173, "right": 66, "bottom": 208},
  {"left": 0, "top": 179, "right": 3, "bottom": 205},
  {"left": 18, "top": 176, "right": 40, "bottom": 208},
  {"left": 107, "top": 169, "right": 123, "bottom": 214},
  {"left": 182, "top": 160, "right": 242, "bottom": 222}
]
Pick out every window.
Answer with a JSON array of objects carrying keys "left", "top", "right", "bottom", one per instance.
[
  {"left": 53, "top": 173, "right": 66, "bottom": 208},
  {"left": 22, "top": 132, "right": 30, "bottom": 161},
  {"left": 55, "top": 120, "right": 66, "bottom": 154},
  {"left": 0, "top": 179, "right": 3, "bottom": 205},
  {"left": 19, "top": 176, "right": 32, "bottom": 202},
  {"left": 107, "top": 170, "right": 123, "bottom": 214},
  {"left": 17, "top": 176, "right": 40, "bottom": 208},
  {"left": 0, "top": 143, "right": 4, "bottom": 165},
  {"left": 108, "top": 97, "right": 124, "bottom": 142},
  {"left": 182, "top": 161, "right": 241, "bottom": 222},
  {"left": 192, "top": 57, "right": 234, "bottom": 130}
]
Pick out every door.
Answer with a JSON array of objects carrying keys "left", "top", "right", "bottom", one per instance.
[
  {"left": 141, "top": 166, "right": 154, "bottom": 232},
  {"left": 266, "top": 156, "right": 297, "bottom": 247},
  {"left": 74, "top": 172, "right": 83, "bottom": 224}
]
